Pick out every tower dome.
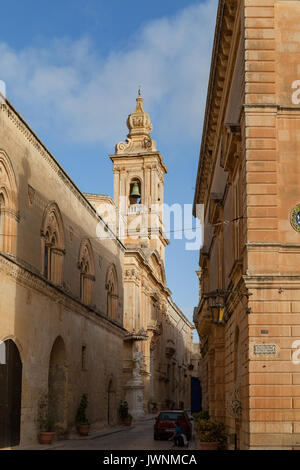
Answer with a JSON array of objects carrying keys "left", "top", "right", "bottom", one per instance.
[
  {"left": 115, "top": 90, "right": 156, "bottom": 154},
  {"left": 126, "top": 89, "right": 153, "bottom": 137}
]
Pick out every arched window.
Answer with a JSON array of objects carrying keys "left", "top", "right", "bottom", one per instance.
[
  {"left": 106, "top": 264, "right": 118, "bottom": 320},
  {"left": 129, "top": 178, "right": 141, "bottom": 205},
  {"left": 78, "top": 239, "right": 95, "bottom": 305},
  {"left": 0, "top": 193, "right": 5, "bottom": 242},
  {"left": 0, "top": 151, "right": 18, "bottom": 255},
  {"left": 41, "top": 202, "right": 65, "bottom": 285}
]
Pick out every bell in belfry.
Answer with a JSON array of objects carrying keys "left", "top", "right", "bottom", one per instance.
[{"left": 130, "top": 181, "right": 141, "bottom": 199}]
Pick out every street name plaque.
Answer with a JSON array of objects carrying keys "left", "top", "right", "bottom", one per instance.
[{"left": 254, "top": 344, "right": 276, "bottom": 355}]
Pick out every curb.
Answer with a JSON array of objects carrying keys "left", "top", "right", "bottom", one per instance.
[
  {"left": 69, "top": 425, "right": 136, "bottom": 441},
  {"left": 14, "top": 416, "right": 155, "bottom": 451},
  {"left": 14, "top": 425, "right": 136, "bottom": 451}
]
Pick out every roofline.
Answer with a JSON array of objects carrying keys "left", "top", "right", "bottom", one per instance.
[
  {"left": 0, "top": 92, "right": 125, "bottom": 251},
  {"left": 193, "top": 0, "right": 224, "bottom": 216},
  {"left": 192, "top": 0, "right": 239, "bottom": 216},
  {"left": 167, "top": 296, "right": 194, "bottom": 329}
]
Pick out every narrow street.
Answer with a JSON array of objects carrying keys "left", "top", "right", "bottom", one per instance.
[{"left": 52, "top": 418, "right": 195, "bottom": 451}]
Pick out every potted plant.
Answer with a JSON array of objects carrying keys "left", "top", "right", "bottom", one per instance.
[
  {"left": 151, "top": 402, "right": 158, "bottom": 414},
  {"left": 192, "top": 410, "right": 210, "bottom": 421},
  {"left": 164, "top": 399, "right": 171, "bottom": 410},
  {"left": 195, "top": 418, "right": 227, "bottom": 450},
  {"left": 119, "top": 400, "right": 132, "bottom": 426},
  {"left": 37, "top": 393, "right": 56, "bottom": 445},
  {"left": 76, "top": 393, "right": 90, "bottom": 436}
]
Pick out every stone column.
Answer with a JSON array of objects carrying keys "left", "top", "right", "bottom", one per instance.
[
  {"left": 214, "top": 340, "right": 225, "bottom": 421},
  {"left": 113, "top": 168, "right": 120, "bottom": 207}
]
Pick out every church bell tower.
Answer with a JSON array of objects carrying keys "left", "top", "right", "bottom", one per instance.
[{"left": 110, "top": 91, "right": 169, "bottom": 263}]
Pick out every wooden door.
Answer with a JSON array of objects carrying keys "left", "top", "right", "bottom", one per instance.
[{"left": 0, "top": 340, "right": 22, "bottom": 448}]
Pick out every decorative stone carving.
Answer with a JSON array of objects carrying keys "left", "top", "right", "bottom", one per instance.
[
  {"left": 143, "top": 136, "right": 152, "bottom": 149},
  {"left": 226, "top": 385, "right": 242, "bottom": 419}
]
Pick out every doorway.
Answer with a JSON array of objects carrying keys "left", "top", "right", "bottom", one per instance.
[
  {"left": 0, "top": 339, "right": 22, "bottom": 448},
  {"left": 107, "top": 379, "right": 116, "bottom": 425},
  {"left": 48, "top": 337, "right": 67, "bottom": 431}
]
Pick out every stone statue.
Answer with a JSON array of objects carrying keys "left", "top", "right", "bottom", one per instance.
[
  {"left": 132, "top": 347, "right": 143, "bottom": 378},
  {"left": 124, "top": 346, "right": 145, "bottom": 419}
]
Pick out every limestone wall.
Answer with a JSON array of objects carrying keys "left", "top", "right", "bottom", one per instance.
[
  {"left": 244, "top": 0, "right": 300, "bottom": 450},
  {"left": 0, "top": 99, "right": 125, "bottom": 447},
  {"left": 194, "top": 0, "right": 300, "bottom": 450}
]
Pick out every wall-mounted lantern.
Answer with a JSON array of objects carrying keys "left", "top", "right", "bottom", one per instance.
[
  {"left": 207, "top": 290, "right": 226, "bottom": 324},
  {"left": 204, "top": 288, "right": 252, "bottom": 324}
]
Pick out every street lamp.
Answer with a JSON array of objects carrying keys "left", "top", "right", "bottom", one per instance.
[
  {"left": 204, "top": 288, "right": 252, "bottom": 325},
  {"left": 208, "top": 290, "right": 225, "bottom": 324}
]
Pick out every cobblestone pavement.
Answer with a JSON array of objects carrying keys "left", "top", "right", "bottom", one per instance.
[{"left": 52, "top": 418, "right": 196, "bottom": 451}]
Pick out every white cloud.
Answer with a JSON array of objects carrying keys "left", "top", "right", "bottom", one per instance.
[{"left": 0, "top": 0, "right": 217, "bottom": 147}]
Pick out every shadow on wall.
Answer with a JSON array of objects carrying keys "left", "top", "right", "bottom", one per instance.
[{"left": 0, "top": 143, "right": 124, "bottom": 447}]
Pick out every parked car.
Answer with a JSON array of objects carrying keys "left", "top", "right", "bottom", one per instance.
[{"left": 154, "top": 410, "right": 192, "bottom": 441}]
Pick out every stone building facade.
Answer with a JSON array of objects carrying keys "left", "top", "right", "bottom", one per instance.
[
  {"left": 193, "top": 0, "right": 300, "bottom": 450},
  {"left": 0, "top": 95, "right": 126, "bottom": 448},
  {"left": 108, "top": 92, "right": 194, "bottom": 415},
  {"left": 0, "top": 89, "right": 193, "bottom": 448}
]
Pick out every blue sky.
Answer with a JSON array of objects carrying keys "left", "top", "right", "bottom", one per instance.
[{"left": 0, "top": 0, "right": 218, "bottom": 338}]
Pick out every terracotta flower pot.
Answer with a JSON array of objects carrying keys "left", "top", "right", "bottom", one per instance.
[
  {"left": 78, "top": 424, "right": 90, "bottom": 436},
  {"left": 122, "top": 417, "right": 132, "bottom": 426},
  {"left": 38, "top": 431, "right": 55, "bottom": 445},
  {"left": 199, "top": 441, "right": 219, "bottom": 450}
]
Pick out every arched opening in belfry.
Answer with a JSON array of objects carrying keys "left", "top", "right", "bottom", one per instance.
[
  {"left": 48, "top": 336, "right": 67, "bottom": 433},
  {"left": 129, "top": 178, "right": 141, "bottom": 205},
  {"left": 0, "top": 339, "right": 22, "bottom": 448}
]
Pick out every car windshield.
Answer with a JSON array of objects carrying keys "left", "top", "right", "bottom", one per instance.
[{"left": 158, "top": 412, "right": 184, "bottom": 421}]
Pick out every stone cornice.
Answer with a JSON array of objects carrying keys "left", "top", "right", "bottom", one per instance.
[
  {"left": 193, "top": 0, "right": 240, "bottom": 214},
  {"left": 247, "top": 243, "right": 300, "bottom": 252},
  {"left": 243, "top": 274, "right": 300, "bottom": 289},
  {"left": 0, "top": 252, "right": 127, "bottom": 337},
  {"left": 0, "top": 99, "right": 125, "bottom": 252},
  {"left": 109, "top": 151, "right": 168, "bottom": 175}
]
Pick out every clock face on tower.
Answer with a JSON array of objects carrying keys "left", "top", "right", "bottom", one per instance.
[{"left": 290, "top": 204, "right": 300, "bottom": 232}]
